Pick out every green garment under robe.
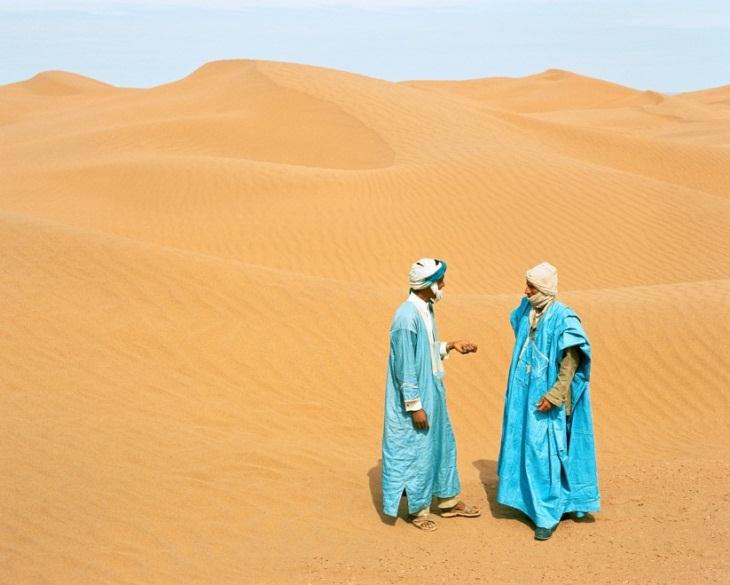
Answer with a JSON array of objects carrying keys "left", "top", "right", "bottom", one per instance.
[{"left": 530, "top": 304, "right": 580, "bottom": 416}]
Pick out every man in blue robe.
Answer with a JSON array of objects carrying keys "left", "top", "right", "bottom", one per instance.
[
  {"left": 382, "top": 258, "right": 481, "bottom": 531},
  {"left": 497, "top": 262, "right": 600, "bottom": 540}
]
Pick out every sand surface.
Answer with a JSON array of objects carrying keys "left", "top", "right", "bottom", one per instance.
[{"left": 2, "top": 61, "right": 729, "bottom": 584}]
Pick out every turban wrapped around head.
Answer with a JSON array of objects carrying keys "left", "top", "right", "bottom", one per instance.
[
  {"left": 409, "top": 258, "right": 447, "bottom": 290},
  {"left": 526, "top": 262, "right": 558, "bottom": 296}
]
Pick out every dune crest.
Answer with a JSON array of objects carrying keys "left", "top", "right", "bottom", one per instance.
[
  {"left": 404, "top": 68, "right": 642, "bottom": 112},
  {"left": 3, "top": 60, "right": 394, "bottom": 169},
  {"left": 7, "top": 70, "right": 116, "bottom": 96},
  {"left": 679, "top": 83, "right": 730, "bottom": 107}
]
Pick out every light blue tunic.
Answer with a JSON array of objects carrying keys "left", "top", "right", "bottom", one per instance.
[
  {"left": 497, "top": 297, "right": 600, "bottom": 528},
  {"left": 381, "top": 299, "right": 460, "bottom": 517}
]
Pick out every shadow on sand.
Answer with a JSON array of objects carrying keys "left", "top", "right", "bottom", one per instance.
[
  {"left": 472, "top": 459, "right": 596, "bottom": 529},
  {"left": 371, "top": 458, "right": 534, "bottom": 528},
  {"left": 472, "top": 459, "right": 533, "bottom": 529},
  {"left": 367, "top": 460, "right": 397, "bottom": 526},
  {"left": 371, "top": 458, "right": 598, "bottom": 529}
]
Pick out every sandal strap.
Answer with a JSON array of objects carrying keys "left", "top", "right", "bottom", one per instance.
[{"left": 412, "top": 516, "right": 437, "bottom": 529}]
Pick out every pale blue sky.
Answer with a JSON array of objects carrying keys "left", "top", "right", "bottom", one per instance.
[{"left": 2, "top": 0, "right": 728, "bottom": 92}]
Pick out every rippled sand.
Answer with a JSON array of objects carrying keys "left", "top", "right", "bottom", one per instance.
[{"left": 2, "top": 61, "right": 729, "bottom": 584}]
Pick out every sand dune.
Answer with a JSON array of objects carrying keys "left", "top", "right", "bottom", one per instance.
[
  {"left": 7, "top": 71, "right": 115, "bottom": 96},
  {"left": 404, "top": 69, "right": 642, "bottom": 113},
  {"left": 2, "top": 60, "right": 729, "bottom": 584},
  {"left": 408, "top": 70, "right": 730, "bottom": 149},
  {"left": 680, "top": 83, "right": 730, "bottom": 107}
]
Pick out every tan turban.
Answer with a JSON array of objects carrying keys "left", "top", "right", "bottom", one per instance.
[{"left": 526, "top": 262, "right": 558, "bottom": 297}]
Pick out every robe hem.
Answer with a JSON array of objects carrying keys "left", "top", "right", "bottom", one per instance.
[
  {"left": 496, "top": 495, "right": 600, "bottom": 526},
  {"left": 382, "top": 488, "right": 461, "bottom": 518}
]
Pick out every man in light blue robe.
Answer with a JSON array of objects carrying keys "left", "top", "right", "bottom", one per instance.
[
  {"left": 497, "top": 262, "right": 600, "bottom": 540},
  {"left": 382, "top": 258, "right": 481, "bottom": 531}
]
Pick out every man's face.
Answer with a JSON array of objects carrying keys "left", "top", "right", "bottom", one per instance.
[
  {"left": 427, "top": 278, "right": 445, "bottom": 299},
  {"left": 525, "top": 281, "right": 539, "bottom": 297}
]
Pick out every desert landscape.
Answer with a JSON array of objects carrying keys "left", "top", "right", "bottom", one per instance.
[{"left": 2, "top": 59, "right": 729, "bottom": 584}]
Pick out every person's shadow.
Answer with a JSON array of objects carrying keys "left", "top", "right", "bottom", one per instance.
[
  {"left": 369, "top": 459, "right": 534, "bottom": 527},
  {"left": 472, "top": 459, "right": 532, "bottom": 528},
  {"left": 367, "top": 460, "right": 397, "bottom": 525}
]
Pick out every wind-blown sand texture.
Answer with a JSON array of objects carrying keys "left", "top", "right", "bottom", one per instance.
[{"left": 2, "top": 61, "right": 729, "bottom": 584}]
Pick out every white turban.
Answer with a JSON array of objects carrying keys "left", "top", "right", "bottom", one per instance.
[
  {"left": 526, "top": 262, "right": 558, "bottom": 296},
  {"left": 409, "top": 258, "right": 447, "bottom": 290}
]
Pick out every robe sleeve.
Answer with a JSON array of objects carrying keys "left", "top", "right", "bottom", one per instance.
[
  {"left": 510, "top": 297, "right": 530, "bottom": 334},
  {"left": 391, "top": 328, "right": 422, "bottom": 411},
  {"left": 544, "top": 346, "right": 580, "bottom": 416}
]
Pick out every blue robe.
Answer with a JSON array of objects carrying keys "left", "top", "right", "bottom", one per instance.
[
  {"left": 497, "top": 297, "right": 600, "bottom": 528},
  {"left": 381, "top": 299, "right": 460, "bottom": 517}
]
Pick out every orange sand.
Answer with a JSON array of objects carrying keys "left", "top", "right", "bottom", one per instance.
[{"left": 2, "top": 61, "right": 729, "bottom": 584}]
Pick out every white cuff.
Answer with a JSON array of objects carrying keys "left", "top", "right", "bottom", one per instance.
[
  {"left": 404, "top": 399, "right": 423, "bottom": 412},
  {"left": 439, "top": 341, "right": 449, "bottom": 360}
]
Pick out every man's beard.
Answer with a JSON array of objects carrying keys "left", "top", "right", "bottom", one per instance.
[{"left": 431, "top": 282, "right": 444, "bottom": 303}]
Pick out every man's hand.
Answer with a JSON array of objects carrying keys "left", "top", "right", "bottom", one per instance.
[
  {"left": 448, "top": 340, "right": 478, "bottom": 354},
  {"left": 411, "top": 409, "right": 429, "bottom": 430},
  {"left": 536, "top": 397, "right": 554, "bottom": 413}
]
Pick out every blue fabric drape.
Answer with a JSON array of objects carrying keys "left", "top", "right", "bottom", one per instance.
[
  {"left": 497, "top": 297, "right": 600, "bottom": 528},
  {"left": 381, "top": 300, "right": 460, "bottom": 517}
]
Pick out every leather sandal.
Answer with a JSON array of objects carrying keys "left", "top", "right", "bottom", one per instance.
[
  {"left": 440, "top": 501, "right": 481, "bottom": 518},
  {"left": 411, "top": 516, "right": 438, "bottom": 531}
]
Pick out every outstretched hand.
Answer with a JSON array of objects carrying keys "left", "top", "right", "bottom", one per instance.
[{"left": 449, "top": 340, "right": 478, "bottom": 354}]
